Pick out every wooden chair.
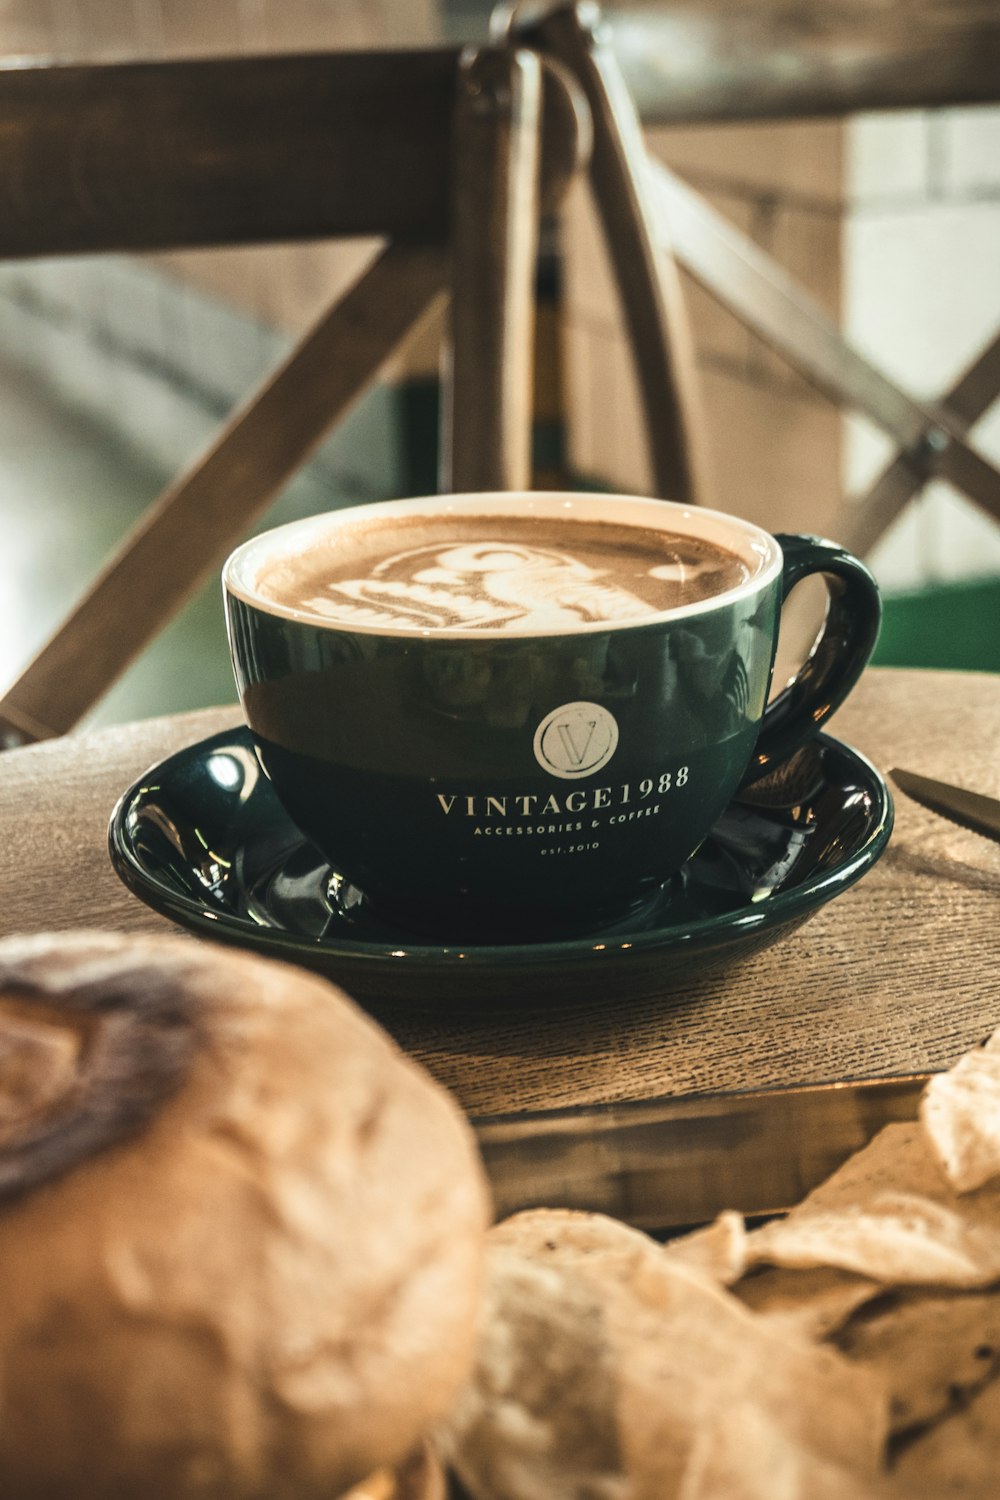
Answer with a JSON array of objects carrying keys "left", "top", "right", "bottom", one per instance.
[
  {"left": 0, "top": 44, "right": 587, "bottom": 746},
  {"left": 516, "top": 1, "right": 1000, "bottom": 561},
  {"left": 16, "top": 3, "right": 989, "bottom": 745},
  {"left": 495, "top": 1, "right": 710, "bottom": 508}
]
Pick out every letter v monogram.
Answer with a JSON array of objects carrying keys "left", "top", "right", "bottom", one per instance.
[{"left": 556, "top": 719, "right": 597, "bottom": 766}]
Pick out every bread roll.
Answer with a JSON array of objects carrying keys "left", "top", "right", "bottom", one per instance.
[
  {"left": 442, "top": 1208, "right": 888, "bottom": 1500},
  {"left": 0, "top": 930, "right": 489, "bottom": 1498}
]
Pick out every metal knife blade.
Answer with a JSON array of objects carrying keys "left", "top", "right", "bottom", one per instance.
[{"left": 889, "top": 766, "right": 1000, "bottom": 843}]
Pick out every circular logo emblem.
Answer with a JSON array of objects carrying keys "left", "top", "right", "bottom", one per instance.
[{"left": 532, "top": 701, "right": 620, "bottom": 780}]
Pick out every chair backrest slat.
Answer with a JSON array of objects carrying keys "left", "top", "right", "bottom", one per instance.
[
  {"left": 616, "top": 0, "right": 1000, "bottom": 125},
  {"left": 0, "top": 49, "right": 461, "bottom": 258}
]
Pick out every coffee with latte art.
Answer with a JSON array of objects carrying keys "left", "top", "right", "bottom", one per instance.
[
  {"left": 255, "top": 514, "right": 749, "bottom": 632},
  {"left": 225, "top": 491, "right": 881, "bottom": 939}
]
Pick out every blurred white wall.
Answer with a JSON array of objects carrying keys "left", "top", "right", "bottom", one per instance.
[{"left": 844, "top": 106, "right": 1000, "bottom": 590}]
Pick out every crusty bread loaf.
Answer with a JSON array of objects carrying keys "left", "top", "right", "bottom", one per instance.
[
  {"left": 441, "top": 1208, "right": 887, "bottom": 1500},
  {"left": 0, "top": 930, "right": 490, "bottom": 1499}
]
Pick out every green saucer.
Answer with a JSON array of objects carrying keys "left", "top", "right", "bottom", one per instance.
[{"left": 108, "top": 727, "right": 892, "bottom": 1008}]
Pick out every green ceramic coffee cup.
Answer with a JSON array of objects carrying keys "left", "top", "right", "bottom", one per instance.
[{"left": 223, "top": 492, "right": 880, "bottom": 940}]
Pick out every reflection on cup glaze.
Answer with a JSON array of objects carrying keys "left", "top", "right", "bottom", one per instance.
[{"left": 295, "top": 540, "right": 698, "bottom": 631}]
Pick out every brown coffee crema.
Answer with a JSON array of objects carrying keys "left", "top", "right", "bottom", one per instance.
[{"left": 255, "top": 515, "right": 750, "bottom": 631}]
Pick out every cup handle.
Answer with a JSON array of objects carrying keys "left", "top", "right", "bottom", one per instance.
[{"left": 741, "top": 533, "right": 882, "bottom": 787}]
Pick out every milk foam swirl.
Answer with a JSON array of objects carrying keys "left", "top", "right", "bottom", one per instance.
[
  {"left": 257, "top": 523, "right": 748, "bottom": 632},
  {"left": 300, "top": 541, "right": 665, "bottom": 630}
]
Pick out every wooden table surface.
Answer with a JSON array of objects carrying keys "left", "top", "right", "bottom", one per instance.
[{"left": 1, "top": 667, "right": 998, "bottom": 1119}]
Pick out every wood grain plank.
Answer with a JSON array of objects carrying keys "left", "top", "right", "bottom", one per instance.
[
  {"left": 0, "top": 51, "right": 459, "bottom": 256},
  {"left": 0, "top": 670, "right": 997, "bottom": 1120},
  {"left": 614, "top": 0, "right": 1000, "bottom": 123}
]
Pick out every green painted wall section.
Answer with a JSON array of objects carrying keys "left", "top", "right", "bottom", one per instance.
[{"left": 873, "top": 576, "right": 1000, "bottom": 674}]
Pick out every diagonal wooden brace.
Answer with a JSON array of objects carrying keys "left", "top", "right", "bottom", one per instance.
[
  {"left": 0, "top": 244, "right": 448, "bottom": 742},
  {"left": 646, "top": 159, "right": 1000, "bottom": 541},
  {"left": 841, "top": 329, "right": 1000, "bottom": 557}
]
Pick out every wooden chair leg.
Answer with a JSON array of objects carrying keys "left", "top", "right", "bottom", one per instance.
[
  {"left": 0, "top": 243, "right": 447, "bottom": 742},
  {"left": 441, "top": 45, "right": 542, "bottom": 494},
  {"left": 515, "top": 2, "right": 708, "bottom": 506}
]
